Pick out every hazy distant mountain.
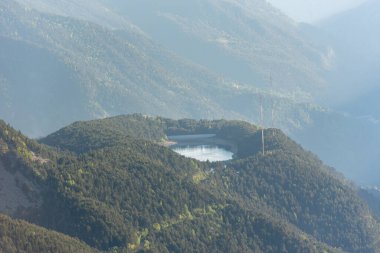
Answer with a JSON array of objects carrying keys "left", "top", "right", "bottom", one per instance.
[
  {"left": 0, "top": 0, "right": 328, "bottom": 136},
  {"left": 316, "top": 0, "right": 380, "bottom": 184},
  {"left": 0, "top": 35, "right": 89, "bottom": 137},
  {"left": 319, "top": 0, "right": 380, "bottom": 116},
  {"left": 0, "top": 0, "right": 245, "bottom": 136},
  {"left": 267, "top": 0, "right": 367, "bottom": 23},
  {"left": 102, "top": 0, "right": 333, "bottom": 97},
  {"left": 299, "top": 0, "right": 380, "bottom": 185},
  {"left": 12, "top": 0, "right": 336, "bottom": 97},
  {"left": 13, "top": 0, "right": 138, "bottom": 30}
]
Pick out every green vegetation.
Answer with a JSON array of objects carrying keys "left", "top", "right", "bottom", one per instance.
[
  {"left": 1, "top": 116, "right": 379, "bottom": 252},
  {"left": 0, "top": 213, "right": 97, "bottom": 253},
  {"left": 40, "top": 115, "right": 260, "bottom": 155},
  {"left": 212, "top": 152, "right": 378, "bottom": 252},
  {"left": 40, "top": 114, "right": 166, "bottom": 153}
]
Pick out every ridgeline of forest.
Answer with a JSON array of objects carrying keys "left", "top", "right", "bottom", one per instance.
[
  {"left": 0, "top": 213, "right": 98, "bottom": 253},
  {"left": 0, "top": 114, "right": 379, "bottom": 252}
]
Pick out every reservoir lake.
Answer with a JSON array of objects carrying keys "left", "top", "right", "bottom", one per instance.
[{"left": 168, "top": 134, "right": 234, "bottom": 162}]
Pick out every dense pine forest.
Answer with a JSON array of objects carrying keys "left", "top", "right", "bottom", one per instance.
[
  {"left": 0, "top": 213, "right": 98, "bottom": 253},
  {"left": 0, "top": 114, "right": 379, "bottom": 252}
]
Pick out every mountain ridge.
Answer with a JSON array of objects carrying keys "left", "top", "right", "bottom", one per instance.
[
  {"left": 1, "top": 0, "right": 380, "bottom": 187},
  {"left": 0, "top": 213, "right": 98, "bottom": 253},
  {"left": 2, "top": 116, "right": 378, "bottom": 252},
  {"left": 103, "top": 0, "right": 330, "bottom": 95}
]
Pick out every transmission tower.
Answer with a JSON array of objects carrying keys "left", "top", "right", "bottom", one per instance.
[
  {"left": 259, "top": 94, "right": 265, "bottom": 156},
  {"left": 269, "top": 72, "right": 276, "bottom": 137}
]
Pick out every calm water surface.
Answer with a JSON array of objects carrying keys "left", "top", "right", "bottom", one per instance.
[
  {"left": 173, "top": 145, "right": 233, "bottom": 162},
  {"left": 169, "top": 134, "right": 234, "bottom": 162}
]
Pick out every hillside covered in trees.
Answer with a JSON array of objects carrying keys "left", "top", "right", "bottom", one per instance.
[
  {"left": 0, "top": 115, "right": 379, "bottom": 252},
  {"left": 2, "top": 0, "right": 380, "bottom": 186},
  {"left": 0, "top": 213, "right": 97, "bottom": 253}
]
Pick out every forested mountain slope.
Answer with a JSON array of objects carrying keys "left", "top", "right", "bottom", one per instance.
[
  {"left": 0, "top": 117, "right": 349, "bottom": 252},
  {"left": 0, "top": 214, "right": 98, "bottom": 253},
  {"left": 35, "top": 115, "right": 380, "bottom": 252},
  {"left": 0, "top": 117, "right": 371, "bottom": 252}
]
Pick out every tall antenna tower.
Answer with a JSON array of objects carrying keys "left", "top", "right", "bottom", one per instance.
[
  {"left": 260, "top": 94, "right": 265, "bottom": 156},
  {"left": 269, "top": 72, "right": 276, "bottom": 137}
]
